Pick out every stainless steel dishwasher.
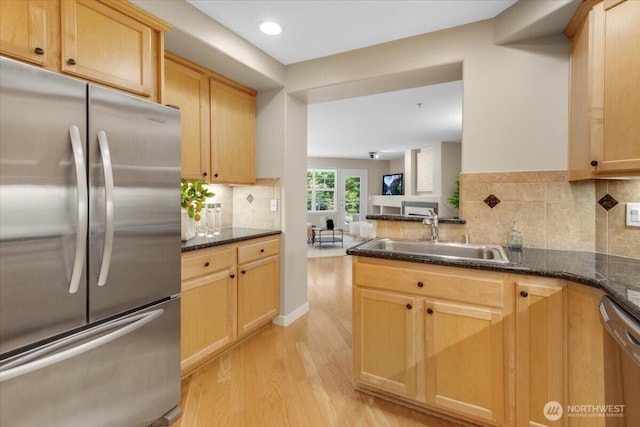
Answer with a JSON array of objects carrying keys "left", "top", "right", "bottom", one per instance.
[{"left": 599, "top": 296, "right": 640, "bottom": 426}]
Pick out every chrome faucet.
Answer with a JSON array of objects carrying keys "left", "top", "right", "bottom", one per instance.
[{"left": 422, "top": 211, "right": 439, "bottom": 242}]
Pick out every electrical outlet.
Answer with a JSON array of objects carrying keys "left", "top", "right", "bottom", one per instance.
[
  {"left": 270, "top": 199, "right": 278, "bottom": 212},
  {"left": 626, "top": 203, "right": 640, "bottom": 227}
]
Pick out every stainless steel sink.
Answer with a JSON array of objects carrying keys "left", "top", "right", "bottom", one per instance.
[{"left": 355, "top": 238, "right": 511, "bottom": 264}]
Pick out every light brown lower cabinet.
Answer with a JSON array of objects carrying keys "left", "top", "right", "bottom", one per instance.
[
  {"left": 237, "top": 255, "right": 280, "bottom": 337},
  {"left": 424, "top": 299, "right": 505, "bottom": 424},
  {"left": 180, "top": 235, "right": 281, "bottom": 377},
  {"left": 352, "top": 257, "right": 512, "bottom": 426},
  {"left": 181, "top": 268, "right": 236, "bottom": 373},
  {"left": 353, "top": 288, "right": 417, "bottom": 398},
  {"left": 516, "top": 277, "right": 566, "bottom": 427}
]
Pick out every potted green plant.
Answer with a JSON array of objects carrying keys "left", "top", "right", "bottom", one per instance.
[
  {"left": 181, "top": 179, "right": 214, "bottom": 221},
  {"left": 447, "top": 175, "right": 460, "bottom": 210},
  {"left": 181, "top": 179, "right": 214, "bottom": 240}
]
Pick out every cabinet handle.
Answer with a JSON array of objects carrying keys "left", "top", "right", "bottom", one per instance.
[
  {"left": 204, "top": 262, "right": 210, "bottom": 267},
  {"left": 34, "top": 47, "right": 45, "bottom": 55},
  {"left": 520, "top": 290, "right": 529, "bottom": 298},
  {"left": 427, "top": 308, "right": 434, "bottom": 315},
  {"left": 67, "top": 58, "right": 76, "bottom": 65},
  {"left": 230, "top": 274, "right": 235, "bottom": 279},
  {"left": 590, "top": 160, "right": 598, "bottom": 167},
  {"left": 406, "top": 303, "right": 412, "bottom": 310},
  {"left": 260, "top": 248, "right": 265, "bottom": 253},
  {"left": 202, "top": 172, "right": 207, "bottom": 177},
  {"left": 241, "top": 270, "right": 246, "bottom": 275},
  {"left": 214, "top": 173, "right": 219, "bottom": 178},
  {"left": 417, "top": 281, "right": 424, "bottom": 288}
]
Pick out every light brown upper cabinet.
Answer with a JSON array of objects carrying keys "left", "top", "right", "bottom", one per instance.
[
  {"left": 164, "top": 54, "right": 211, "bottom": 181},
  {"left": 0, "top": 0, "right": 169, "bottom": 102},
  {"left": 164, "top": 52, "right": 257, "bottom": 184},
  {"left": 61, "top": 0, "right": 168, "bottom": 100},
  {"left": 210, "top": 80, "right": 256, "bottom": 185},
  {"left": 0, "top": 0, "right": 56, "bottom": 67},
  {"left": 566, "top": 0, "right": 640, "bottom": 180}
]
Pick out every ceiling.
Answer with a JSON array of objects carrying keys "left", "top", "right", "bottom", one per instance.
[
  {"left": 185, "top": 0, "right": 518, "bottom": 161},
  {"left": 308, "top": 81, "right": 462, "bottom": 160},
  {"left": 186, "top": 0, "right": 518, "bottom": 65}
]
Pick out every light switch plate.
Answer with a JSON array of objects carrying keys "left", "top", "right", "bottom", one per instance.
[
  {"left": 270, "top": 199, "right": 278, "bottom": 212},
  {"left": 626, "top": 203, "right": 640, "bottom": 227}
]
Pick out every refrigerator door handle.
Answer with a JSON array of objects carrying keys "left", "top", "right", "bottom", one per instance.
[
  {"left": 97, "top": 129, "right": 114, "bottom": 287},
  {"left": 68, "top": 125, "right": 88, "bottom": 294},
  {"left": 0, "top": 308, "right": 164, "bottom": 382}
]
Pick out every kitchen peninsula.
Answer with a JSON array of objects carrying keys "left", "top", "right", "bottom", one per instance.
[{"left": 348, "top": 238, "right": 640, "bottom": 426}]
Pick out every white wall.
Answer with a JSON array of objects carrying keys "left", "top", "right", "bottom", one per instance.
[
  {"left": 287, "top": 20, "right": 569, "bottom": 173},
  {"left": 389, "top": 158, "right": 405, "bottom": 176},
  {"left": 276, "top": 94, "right": 309, "bottom": 324}
]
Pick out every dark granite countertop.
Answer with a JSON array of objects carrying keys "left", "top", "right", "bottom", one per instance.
[
  {"left": 181, "top": 227, "right": 281, "bottom": 252},
  {"left": 366, "top": 214, "right": 466, "bottom": 224},
  {"left": 347, "top": 242, "right": 640, "bottom": 320}
]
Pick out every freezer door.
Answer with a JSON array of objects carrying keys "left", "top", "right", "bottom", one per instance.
[
  {"left": 0, "top": 57, "right": 88, "bottom": 355},
  {"left": 0, "top": 297, "right": 181, "bottom": 427},
  {"left": 88, "top": 85, "right": 181, "bottom": 321}
]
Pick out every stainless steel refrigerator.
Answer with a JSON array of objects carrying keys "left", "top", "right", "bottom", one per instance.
[{"left": 0, "top": 57, "right": 182, "bottom": 426}]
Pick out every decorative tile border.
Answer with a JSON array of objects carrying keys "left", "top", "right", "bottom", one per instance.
[
  {"left": 483, "top": 194, "right": 501, "bottom": 208},
  {"left": 597, "top": 193, "right": 618, "bottom": 211}
]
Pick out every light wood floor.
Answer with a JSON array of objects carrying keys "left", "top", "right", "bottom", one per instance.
[{"left": 176, "top": 256, "right": 463, "bottom": 427}]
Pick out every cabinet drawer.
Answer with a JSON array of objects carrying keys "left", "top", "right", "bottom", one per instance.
[
  {"left": 182, "top": 247, "right": 235, "bottom": 281},
  {"left": 353, "top": 258, "right": 506, "bottom": 308},
  {"left": 238, "top": 237, "right": 280, "bottom": 264}
]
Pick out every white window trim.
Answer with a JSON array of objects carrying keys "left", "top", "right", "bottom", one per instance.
[{"left": 307, "top": 168, "right": 337, "bottom": 213}]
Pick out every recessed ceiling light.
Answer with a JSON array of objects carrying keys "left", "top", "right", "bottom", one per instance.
[{"left": 259, "top": 21, "right": 282, "bottom": 35}]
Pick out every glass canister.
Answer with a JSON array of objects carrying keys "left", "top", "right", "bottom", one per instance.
[
  {"left": 195, "top": 210, "right": 207, "bottom": 236},
  {"left": 205, "top": 201, "right": 222, "bottom": 236}
]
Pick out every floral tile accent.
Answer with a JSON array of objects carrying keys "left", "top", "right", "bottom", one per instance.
[
  {"left": 597, "top": 193, "right": 618, "bottom": 211},
  {"left": 246, "top": 193, "right": 254, "bottom": 204},
  {"left": 483, "top": 194, "right": 501, "bottom": 208}
]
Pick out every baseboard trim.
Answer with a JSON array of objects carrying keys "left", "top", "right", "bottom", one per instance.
[{"left": 273, "top": 302, "right": 309, "bottom": 327}]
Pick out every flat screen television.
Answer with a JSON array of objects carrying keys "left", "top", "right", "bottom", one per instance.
[{"left": 382, "top": 173, "right": 404, "bottom": 195}]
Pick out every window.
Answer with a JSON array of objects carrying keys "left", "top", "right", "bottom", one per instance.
[{"left": 307, "top": 169, "right": 336, "bottom": 212}]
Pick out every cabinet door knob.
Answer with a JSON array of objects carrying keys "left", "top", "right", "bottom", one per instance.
[
  {"left": 204, "top": 262, "right": 210, "bottom": 267},
  {"left": 417, "top": 281, "right": 424, "bottom": 288},
  {"left": 520, "top": 290, "right": 529, "bottom": 298},
  {"left": 241, "top": 270, "right": 246, "bottom": 275},
  {"left": 67, "top": 58, "right": 76, "bottom": 65},
  {"left": 590, "top": 160, "right": 598, "bottom": 167},
  {"left": 214, "top": 173, "right": 219, "bottom": 178},
  {"left": 230, "top": 274, "right": 235, "bottom": 279},
  {"left": 260, "top": 248, "right": 265, "bottom": 253},
  {"left": 34, "top": 47, "right": 45, "bottom": 55},
  {"left": 202, "top": 172, "right": 207, "bottom": 177},
  {"left": 406, "top": 303, "right": 412, "bottom": 310},
  {"left": 427, "top": 308, "right": 434, "bottom": 314}
]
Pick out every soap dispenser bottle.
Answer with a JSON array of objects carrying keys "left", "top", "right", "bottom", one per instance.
[{"left": 507, "top": 221, "right": 523, "bottom": 250}]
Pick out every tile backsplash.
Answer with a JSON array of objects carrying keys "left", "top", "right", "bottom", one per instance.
[
  {"left": 458, "top": 171, "right": 639, "bottom": 258},
  {"left": 207, "top": 178, "right": 281, "bottom": 230}
]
